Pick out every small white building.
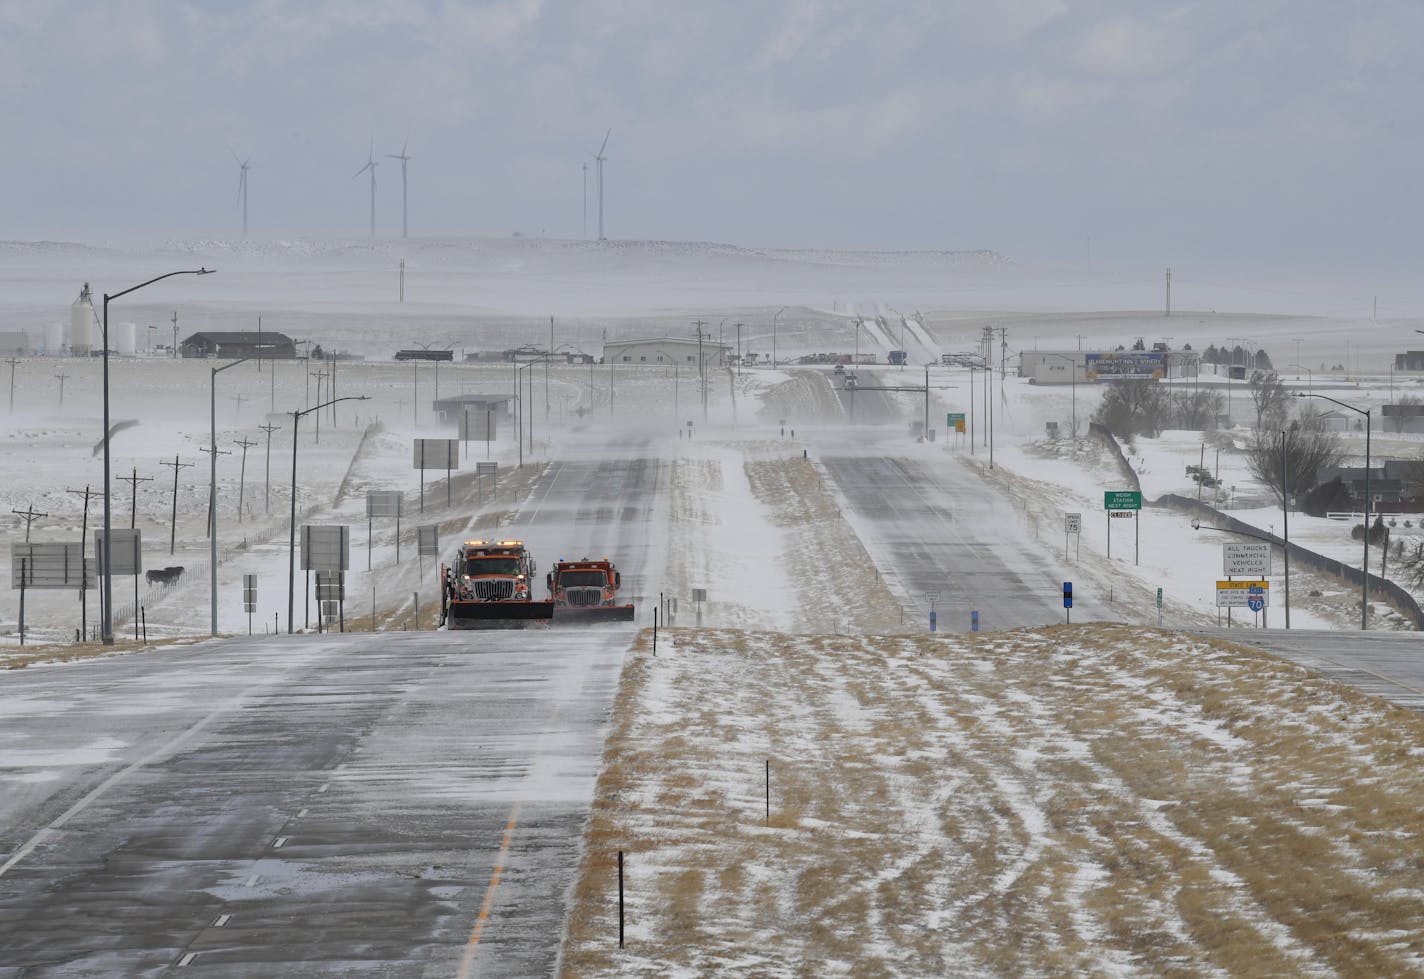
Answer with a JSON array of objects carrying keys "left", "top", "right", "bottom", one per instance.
[
  {"left": 1019, "top": 350, "right": 1088, "bottom": 384},
  {"left": 602, "top": 336, "right": 730, "bottom": 370}
]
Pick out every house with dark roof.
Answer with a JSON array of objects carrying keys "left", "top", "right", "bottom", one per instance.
[{"left": 180, "top": 331, "right": 297, "bottom": 359}]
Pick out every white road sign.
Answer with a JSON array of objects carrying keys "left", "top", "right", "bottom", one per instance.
[
  {"left": 1223, "top": 541, "right": 1271, "bottom": 577},
  {"left": 1065, "top": 513, "right": 1082, "bottom": 534}
]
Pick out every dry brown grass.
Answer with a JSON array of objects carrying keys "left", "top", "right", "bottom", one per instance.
[{"left": 560, "top": 625, "right": 1424, "bottom": 977}]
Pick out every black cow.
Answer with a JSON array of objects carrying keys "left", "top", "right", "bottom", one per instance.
[{"left": 145, "top": 565, "right": 185, "bottom": 586}]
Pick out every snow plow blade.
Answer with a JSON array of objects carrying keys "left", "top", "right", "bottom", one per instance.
[
  {"left": 551, "top": 604, "right": 636, "bottom": 625},
  {"left": 445, "top": 601, "right": 556, "bottom": 630}
]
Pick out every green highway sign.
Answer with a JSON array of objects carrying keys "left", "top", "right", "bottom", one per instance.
[{"left": 1104, "top": 490, "right": 1142, "bottom": 510}]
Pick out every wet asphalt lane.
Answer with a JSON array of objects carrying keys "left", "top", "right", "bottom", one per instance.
[{"left": 0, "top": 628, "right": 629, "bottom": 977}]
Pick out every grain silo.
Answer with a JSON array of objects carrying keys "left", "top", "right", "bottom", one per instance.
[{"left": 69, "top": 283, "right": 98, "bottom": 355}]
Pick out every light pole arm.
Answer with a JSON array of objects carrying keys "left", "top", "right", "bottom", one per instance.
[{"left": 107, "top": 268, "right": 215, "bottom": 305}]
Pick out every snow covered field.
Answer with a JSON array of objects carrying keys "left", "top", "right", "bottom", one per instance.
[{"left": 5, "top": 236, "right": 1421, "bottom": 647}]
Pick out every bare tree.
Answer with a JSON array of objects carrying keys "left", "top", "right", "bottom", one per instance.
[
  {"left": 1248, "top": 371, "right": 1290, "bottom": 433},
  {"left": 1093, "top": 379, "right": 1170, "bottom": 439},
  {"left": 1387, "top": 395, "right": 1422, "bottom": 434},
  {"left": 1171, "top": 388, "right": 1224, "bottom": 431},
  {"left": 1244, "top": 421, "right": 1344, "bottom": 505}
]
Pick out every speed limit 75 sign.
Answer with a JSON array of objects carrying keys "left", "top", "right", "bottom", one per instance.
[{"left": 1065, "top": 512, "right": 1082, "bottom": 534}]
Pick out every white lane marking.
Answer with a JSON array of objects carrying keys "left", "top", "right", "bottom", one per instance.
[
  {"left": 214, "top": 914, "right": 231, "bottom": 927},
  {"left": 272, "top": 837, "right": 288, "bottom": 849},
  {"left": 296, "top": 808, "right": 309, "bottom": 818},
  {"left": 178, "top": 953, "right": 198, "bottom": 966},
  {"left": 244, "top": 875, "right": 259, "bottom": 887},
  {"left": 317, "top": 783, "right": 330, "bottom": 793}
]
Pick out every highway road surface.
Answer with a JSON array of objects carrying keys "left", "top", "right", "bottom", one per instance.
[
  {"left": 0, "top": 434, "right": 669, "bottom": 976},
  {"left": 818, "top": 442, "right": 1083, "bottom": 631},
  {"left": 1194, "top": 627, "right": 1424, "bottom": 714},
  {"left": 0, "top": 629, "right": 630, "bottom": 976}
]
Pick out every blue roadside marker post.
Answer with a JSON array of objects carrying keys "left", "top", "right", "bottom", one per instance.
[
  {"left": 971, "top": 609, "right": 979, "bottom": 632},
  {"left": 929, "top": 609, "right": 937, "bottom": 632},
  {"left": 1063, "top": 581, "right": 1073, "bottom": 624}
]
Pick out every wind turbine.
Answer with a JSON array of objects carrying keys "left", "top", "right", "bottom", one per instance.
[
  {"left": 230, "top": 147, "right": 252, "bottom": 236},
  {"left": 595, "top": 129, "right": 610, "bottom": 241},
  {"left": 581, "top": 161, "right": 588, "bottom": 238},
  {"left": 386, "top": 138, "right": 411, "bottom": 238},
  {"left": 353, "top": 141, "right": 378, "bottom": 237}
]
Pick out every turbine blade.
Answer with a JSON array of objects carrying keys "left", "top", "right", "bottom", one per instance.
[{"left": 598, "top": 128, "right": 611, "bottom": 157}]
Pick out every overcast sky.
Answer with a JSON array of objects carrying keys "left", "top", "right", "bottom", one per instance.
[{"left": 2, "top": 1, "right": 1420, "bottom": 273}]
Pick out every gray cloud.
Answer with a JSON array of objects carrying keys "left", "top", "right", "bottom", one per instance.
[{"left": 1, "top": 0, "right": 1419, "bottom": 274}]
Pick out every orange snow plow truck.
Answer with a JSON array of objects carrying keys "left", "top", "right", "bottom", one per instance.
[
  {"left": 439, "top": 539, "right": 555, "bottom": 629},
  {"left": 547, "top": 557, "right": 636, "bottom": 624}
]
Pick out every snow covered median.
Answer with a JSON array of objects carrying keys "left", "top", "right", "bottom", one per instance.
[{"left": 562, "top": 624, "right": 1424, "bottom": 976}]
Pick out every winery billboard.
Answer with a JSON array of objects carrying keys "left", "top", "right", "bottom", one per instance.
[{"left": 1085, "top": 351, "right": 1166, "bottom": 380}]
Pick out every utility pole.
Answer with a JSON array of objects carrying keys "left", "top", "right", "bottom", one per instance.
[
  {"left": 5, "top": 357, "right": 18, "bottom": 411},
  {"left": 1165, "top": 267, "right": 1172, "bottom": 317},
  {"left": 171, "top": 311, "right": 178, "bottom": 359},
  {"left": 117, "top": 468, "right": 153, "bottom": 529},
  {"left": 54, "top": 371, "right": 69, "bottom": 409},
  {"left": 310, "top": 369, "right": 327, "bottom": 444},
  {"left": 258, "top": 423, "right": 281, "bottom": 514},
  {"left": 66, "top": 486, "right": 103, "bottom": 637},
  {"left": 692, "top": 320, "right": 709, "bottom": 423},
  {"left": 234, "top": 437, "right": 257, "bottom": 523},
  {"left": 160, "top": 455, "right": 194, "bottom": 555},
  {"left": 231, "top": 392, "right": 246, "bottom": 420},
  {"left": 11, "top": 504, "right": 48, "bottom": 542}
]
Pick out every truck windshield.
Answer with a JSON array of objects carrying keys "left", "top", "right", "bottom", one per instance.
[
  {"left": 464, "top": 557, "right": 520, "bottom": 576},
  {"left": 557, "top": 571, "right": 606, "bottom": 587}
]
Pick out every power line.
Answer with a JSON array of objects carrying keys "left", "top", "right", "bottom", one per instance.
[
  {"left": 11, "top": 503, "right": 48, "bottom": 542},
  {"left": 116, "top": 467, "right": 153, "bottom": 529}
]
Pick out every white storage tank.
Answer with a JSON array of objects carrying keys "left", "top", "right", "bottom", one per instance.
[
  {"left": 43, "top": 321, "right": 64, "bottom": 355},
  {"left": 114, "top": 321, "right": 137, "bottom": 357},
  {"left": 69, "top": 283, "right": 96, "bottom": 355}
]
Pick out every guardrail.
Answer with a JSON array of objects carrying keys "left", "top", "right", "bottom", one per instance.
[{"left": 1153, "top": 493, "right": 1424, "bottom": 630}]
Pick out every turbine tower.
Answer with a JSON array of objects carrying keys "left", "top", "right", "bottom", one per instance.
[
  {"left": 353, "top": 141, "right": 378, "bottom": 237},
  {"left": 230, "top": 148, "right": 252, "bottom": 236},
  {"left": 386, "top": 138, "right": 411, "bottom": 238},
  {"left": 581, "top": 161, "right": 588, "bottom": 238},
  {"left": 595, "top": 129, "right": 610, "bottom": 241}
]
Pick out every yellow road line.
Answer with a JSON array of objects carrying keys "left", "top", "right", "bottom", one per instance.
[{"left": 457, "top": 802, "right": 522, "bottom": 979}]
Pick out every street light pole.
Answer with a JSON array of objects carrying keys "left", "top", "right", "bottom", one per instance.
[
  {"left": 1299, "top": 392, "right": 1371, "bottom": 629},
  {"left": 288, "top": 395, "right": 368, "bottom": 634},
  {"left": 210, "top": 356, "right": 251, "bottom": 636},
  {"left": 772, "top": 307, "right": 785, "bottom": 369},
  {"left": 101, "top": 267, "right": 213, "bottom": 645},
  {"left": 1282, "top": 429, "right": 1290, "bottom": 629}
]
